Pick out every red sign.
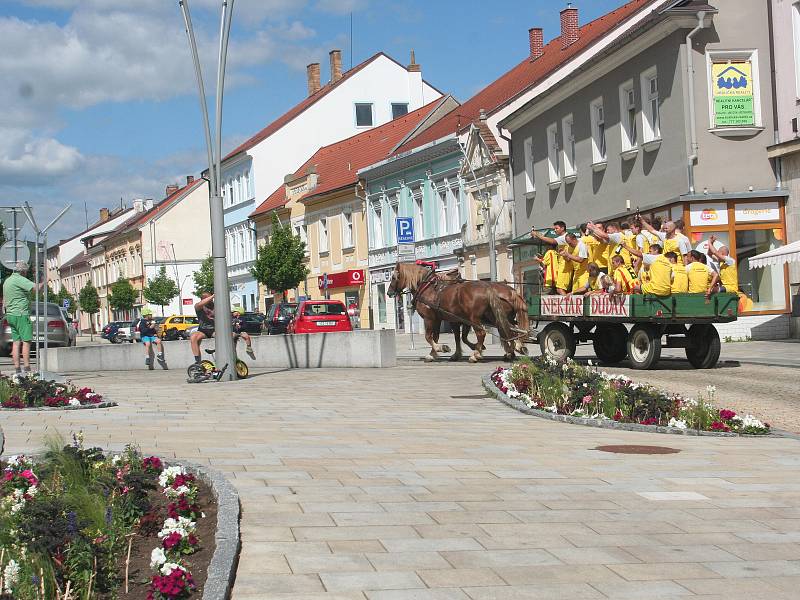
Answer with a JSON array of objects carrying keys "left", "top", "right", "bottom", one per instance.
[
  {"left": 318, "top": 269, "right": 365, "bottom": 289},
  {"left": 182, "top": 298, "right": 193, "bottom": 306},
  {"left": 588, "top": 295, "right": 630, "bottom": 317},
  {"left": 541, "top": 295, "right": 583, "bottom": 317}
]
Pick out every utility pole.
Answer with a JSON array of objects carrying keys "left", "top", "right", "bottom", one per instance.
[{"left": 179, "top": 0, "right": 236, "bottom": 380}]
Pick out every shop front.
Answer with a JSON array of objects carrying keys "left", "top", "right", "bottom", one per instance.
[{"left": 316, "top": 269, "right": 368, "bottom": 329}]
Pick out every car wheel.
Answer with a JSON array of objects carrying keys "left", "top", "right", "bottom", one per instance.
[
  {"left": 0, "top": 345, "right": 10, "bottom": 357},
  {"left": 110, "top": 335, "right": 120, "bottom": 344}
]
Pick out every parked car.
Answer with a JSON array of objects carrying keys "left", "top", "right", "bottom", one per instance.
[
  {"left": 265, "top": 303, "right": 297, "bottom": 335},
  {"left": 158, "top": 315, "right": 199, "bottom": 340},
  {"left": 0, "top": 302, "right": 72, "bottom": 356},
  {"left": 287, "top": 300, "right": 352, "bottom": 334},
  {"left": 238, "top": 312, "right": 265, "bottom": 335}
]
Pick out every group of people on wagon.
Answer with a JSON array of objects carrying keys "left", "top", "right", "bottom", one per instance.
[{"left": 529, "top": 214, "right": 738, "bottom": 298}]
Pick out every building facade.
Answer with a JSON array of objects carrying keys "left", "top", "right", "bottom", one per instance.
[
  {"left": 501, "top": 0, "right": 789, "bottom": 339},
  {"left": 222, "top": 50, "right": 442, "bottom": 312}
]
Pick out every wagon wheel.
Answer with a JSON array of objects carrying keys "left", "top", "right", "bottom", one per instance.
[
  {"left": 685, "top": 324, "right": 721, "bottom": 369},
  {"left": 538, "top": 322, "right": 576, "bottom": 362},
  {"left": 626, "top": 324, "right": 662, "bottom": 370},
  {"left": 592, "top": 323, "right": 628, "bottom": 364}
]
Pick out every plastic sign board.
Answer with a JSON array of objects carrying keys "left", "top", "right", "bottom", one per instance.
[
  {"left": 712, "top": 62, "right": 755, "bottom": 127},
  {"left": 396, "top": 217, "right": 415, "bottom": 244},
  {"left": 62, "top": 299, "right": 70, "bottom": 309},
  {"left": 588, "top": 295, "right": 630, "bottom": 317},
  {"left": 182, "top": 298, "right": 193, "bottom": 306},
  {"left": 735, "top": 201, "right": 780, "bottom": 223},
  {"left": 317, "top": 270, "right": 365, "bottom": 289},
  {"left": 540, "top": 295, "right": 583, "bottom": 317},
  {"left": 690, "top": 202, "right": 728, "bottom": 227}
]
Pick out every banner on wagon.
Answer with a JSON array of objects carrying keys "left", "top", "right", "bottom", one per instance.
[
  {"left": 540, "top": 295, "right": 584, "bottom": 317},
  {"left": 588, "top": 294, "right": 630, "bottom": 318}
]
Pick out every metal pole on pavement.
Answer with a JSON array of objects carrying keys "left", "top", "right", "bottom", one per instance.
[{"left": 179, "top": 0, "right": 236, "bottom": 380}]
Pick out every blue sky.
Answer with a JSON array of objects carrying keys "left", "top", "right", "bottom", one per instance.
[{"left": 1, "top": 0, "right": 622, "bottom": 241}]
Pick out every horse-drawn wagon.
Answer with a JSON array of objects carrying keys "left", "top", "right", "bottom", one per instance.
[{"left": 527, "top": 292, "right": 738, "bottom": 370}]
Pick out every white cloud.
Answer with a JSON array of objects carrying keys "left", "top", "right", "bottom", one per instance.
[{"left": 0, "top": 130, "right": 83, "bottom": 181}]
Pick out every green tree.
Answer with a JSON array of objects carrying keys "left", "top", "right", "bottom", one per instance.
[
  {"left": 192, "top": 255, "right": 214, "bottom": 296},
  {"left": 108, "top": 278, "right": 137, "bottom": 313},
  {"left": 78, "top": 282, "right": 100, "bottom": 336},
  {"left": 143, "top": 265, "right": 180, "bottom": 315},
  {"left": 250, "top": 213, "right": 309, "bottom": 301}
]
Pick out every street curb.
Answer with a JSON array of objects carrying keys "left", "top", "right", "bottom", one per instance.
[
  {"left": 0, "top": 401, "right": 118, "bottom": 412},
  {"left": 481, "top": 374, "right": 776, "bottom": 438}
]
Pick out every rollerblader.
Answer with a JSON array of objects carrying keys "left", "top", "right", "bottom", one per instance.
[{"left": 138, "top": 307, "right": 167, "bottom": 369}]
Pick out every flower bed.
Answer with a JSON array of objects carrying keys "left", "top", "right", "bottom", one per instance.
[
  {"left": 0, "top": 435, "right": 217, "bottom": 599},
  {"left": 0, "top": 376, "right": 113, "bottom": 410},
  {"left": 489, "top": 357, "right": 770, "bottom": 436}
]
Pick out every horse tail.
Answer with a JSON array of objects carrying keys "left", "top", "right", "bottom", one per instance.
[
  {"left": 511, "top": 290, "right": 529, "bottom": 337},
  {"left": 486, "top": 286, "right": 514, "bottom": 342}
]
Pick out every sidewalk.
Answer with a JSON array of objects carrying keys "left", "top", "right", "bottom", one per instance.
[{"left": 395, "top": 333, "right": 800, "bottom": 368}]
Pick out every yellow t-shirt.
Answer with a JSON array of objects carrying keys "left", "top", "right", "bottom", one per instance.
[
  {"left": 606, "top": 232, "right": 633, "bottom": 269},
  {"left": 570, "top": 241, "right": 590, "bottom": 293},
  {"left": 613, "top": 266, "right": 638, "bottom": 294},
  {"left": 641, "top": 254, "right": 673, "bottom": 296},
  {"left": 687, "top": 262, "right": 711, "bottom": 294},
  {"left": 670, "top": 263, "right": 689, "bottom": 293},
  {"left": 541, "top": 249, "right": 558, "bottom": 285},
  {"left": 717, "top": 257, "right": 739, "bottom": 293},
  {"left": 636, "top": 232, "right": 658, "bottom": 254},
  {"left": 582, "top": 235, "right": 608, "bottom": 270}
]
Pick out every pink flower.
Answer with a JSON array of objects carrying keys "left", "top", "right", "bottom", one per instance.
[
  {"left": 719, "top": 409, "right": 736, "bottom": 421},
  {"left": 711, "top": 421, "right": 731, "bottom": 432},
  {"left": 581, "top": 395, "right": 593, "bottom": 405}
]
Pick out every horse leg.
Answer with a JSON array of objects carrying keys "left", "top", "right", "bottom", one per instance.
[
  {"left": 450, "top": 323, "right": 463, "bottom": 361},
  {"left": 469, "top": 327, "right": 487, "bottom": 363},
  {"left": 424, "top": 318, "right": 443, "bottom": 362}
]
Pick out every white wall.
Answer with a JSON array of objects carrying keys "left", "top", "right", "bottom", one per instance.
[{"left": 142, "top": 261, "right": 203, "bottom": 317}]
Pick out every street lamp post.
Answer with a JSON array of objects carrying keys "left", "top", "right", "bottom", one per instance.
[{"left": 178, "top": 0, "right": 236, "bottom": 380}]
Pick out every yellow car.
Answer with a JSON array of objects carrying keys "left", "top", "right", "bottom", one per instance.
[{"left": 158, "top": 315, "right": 199, "bottom": 340}]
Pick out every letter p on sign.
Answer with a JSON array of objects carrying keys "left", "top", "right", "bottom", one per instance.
[{"left": 396, "top": 217, "right": 414, "bottom": 244}]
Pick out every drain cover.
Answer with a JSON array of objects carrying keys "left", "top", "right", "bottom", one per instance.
[{"left": 594, "top": 445, "right": 680, "bottom": 455}]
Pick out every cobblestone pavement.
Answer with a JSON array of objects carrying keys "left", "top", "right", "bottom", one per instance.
[{"left": 3, "top": 363, "right": 800, "bottom": 599}]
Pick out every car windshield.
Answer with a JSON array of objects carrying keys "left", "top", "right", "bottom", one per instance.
[
  {"left": 280, "top": 304, "right": 297, "bottom": 317},
  {"left": 153, "top": 317, "right": 166, "bottom": 323},
  {"left": 303, "top": 303, "right": 344, "bottom": 316},
  {"left": 32, "top": 304, "right": 64, "bottom": 317},
  {"left": 119, "top": 321, "right": 132, "bottom": 327}
]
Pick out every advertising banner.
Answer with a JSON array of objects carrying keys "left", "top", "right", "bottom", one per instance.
[
  {"left": 689, "top": 202, "right": 728, "bottom": 227},
  {"left": 540, "top": 295, "right": 584, "bottom": 317},
  {"left": 734, "top": 201, "right": 780, "bottom": 223},
  {"left": 588, "top": 295, "right": 630, "bottom": 318},
  {"left": 711, "top": 62, "right": 755, "bottom": 127}
]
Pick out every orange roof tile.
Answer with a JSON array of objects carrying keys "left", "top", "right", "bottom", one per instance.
[
  {"left": 395, "top": 0, "right": 655, "bottom": 155},
  {"left": 251, "top": 98, "right": 449, "bottom": 218}
]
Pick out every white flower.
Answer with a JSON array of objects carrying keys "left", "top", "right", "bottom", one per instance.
[
  {"left": 158, "top": 465, "right": 186, "bottom": 488},
  {"left": 706, "top": 385, "right": 717, "bottom": 395},
  {"left": 68, "top": 398, "right": 81, "bottom": 407},
  {"left": 150, "top": 547, "right": 167, "bottom": 569},
  {"left": 587, "top": 360, "right": 593, "bottom": 366},
  {"left": 158, "top": 516, "right": 196, "bottom": 539},
  {"left": 545, "top": 405, "right": 558, "bottom": 414},
  {"left": 3, "top": 559, "right": 19, "bottom": 594},
  {"left": 668, "top": 417, "right": 687, "bottom": 430},
  {"left": 164, "top": 485, "right": 191, "bottom": 499},
  {"left": 738, "top": 415, "right": 765, "bottom": 429},
  {"left": 160, "top": 562, "right": 182, "bottom": 576},
  {"left": 26, "top": 486, "right": 37, "bottom": 497}
]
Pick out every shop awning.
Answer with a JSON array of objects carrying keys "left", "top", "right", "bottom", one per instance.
[{"left": 748, "top": 240, "right": 800, "bottom": 270}]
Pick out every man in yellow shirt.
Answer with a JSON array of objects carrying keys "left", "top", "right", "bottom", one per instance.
[
  {"left": 574, "top": 263, "right": 614, "bottom": 295},
  {"left": 539, "top": 248, "right": 559, "bottom": 293},
  {"left": 706, "top": 234, "right": 739, "bottom": 296},
  {"left": 686, "top": 250, "right": 713, "bottom": 294},
  {"left": 610, "top": 255, "right": 638, "bottom": 294},
  {"left": 585, "top": 222, "right": 631, "bottom": 275},
  {"left": 630, "top": 218, "right": 658, "bottom": 254},
  {"left": 624, "top": 242, "right": 673, "bottom": 296},
  {"left": 665, "top": 252, "right": 689, "bottom": 293},
  {"left": 530, "top": 221, "right": 572, "bottom": 295},
  {"left": 580, "top": 223, "right": 609, "bottom": 272},
  {"left": 558, "top": 233, "right": 590, "bottom": 293},
  {"left": 640, "top": 216, "right": 691, "bottom": 262}
]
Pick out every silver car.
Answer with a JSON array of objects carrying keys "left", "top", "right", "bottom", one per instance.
[{"left": 0, "top": 302, "right": 73, "bottom": 356}]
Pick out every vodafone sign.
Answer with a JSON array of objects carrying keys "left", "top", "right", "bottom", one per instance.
[{"left": 318, "top": 269, "right": 365, "bottom": 289}]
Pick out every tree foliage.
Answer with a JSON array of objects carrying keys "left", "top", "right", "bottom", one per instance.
[
  {"left": 78, "top": 282, "right": 100, "bottom": 315},
  {"left": 250, "top": 213, "right": 309, "bottom": 300},
  {"left": 108, "top": 278, "right": 137, "bottom": 312},
  {"left": 192, "top": 256, "right": 214, "bottom": 297},
  {"left": 143, "top": 266, "right": 180, "bottom": 314}
]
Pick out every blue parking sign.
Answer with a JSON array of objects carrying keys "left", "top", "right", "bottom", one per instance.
[
  {"left": 62, "top": 299, "right": 70, "bottom": 309},
  {"left": 396, "top": 217, "right": 414, "bottom": 244}
]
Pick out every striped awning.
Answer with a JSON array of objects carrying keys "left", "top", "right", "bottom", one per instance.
[{"left": 748, "top": 240, "right": 800, "bottom": 270}]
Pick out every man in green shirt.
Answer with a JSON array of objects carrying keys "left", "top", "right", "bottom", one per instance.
[{"left": 2, "top": 262, "right": 43, "bottom": 377}]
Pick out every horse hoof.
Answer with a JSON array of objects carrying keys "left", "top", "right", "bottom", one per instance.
[
  {"left": 503, "top": 353, "right": 514, "bottom": 362},
  {"left": 469, "top": 354, "right": 481, "bottom": 363},
  {"left": 519, "top": 346, "right": 529, "bottom": 355},
  {"left": 424, "top": 355, "right": 435, "bottom": 363},
  {"left": 440, "top": 345, "right": 451, "bottom": 353},
  {"left": 449, "top": 354, "right": 462, "bottom": 362}
]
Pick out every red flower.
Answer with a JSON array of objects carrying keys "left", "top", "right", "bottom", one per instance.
[
  {"left": 613, "top": 409, "right": 623, "bottom": 421},
  {"left": 710, "top": 421, "right": 731, "bottom": 432},
  {"left": 639, "top": 418, "right": 659, "bottom": 426},
  {"left": 162, "top": 531, "right": 183, "bottom": 550},
  {"left": 719, "top": 409, "right": 736, "bottom": 421},
  {"left": 143, "top": 456, "right": 163, "bottom": 472}
]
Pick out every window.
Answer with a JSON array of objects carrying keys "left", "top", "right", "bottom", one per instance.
[
  {"left": 546, "top": 123, "right": 560, "bottom": 184},
  {"left": 391, "top": 103, "right": 409, "bottom": 119},
  {"left": 413, "top": 188, "right": 424, "bottom": 240},
  {"left": 318, "top": 217, "right": 328, "bottom": 253},
  {"left": 450, "top": 185, "right": 462, "bottom": 233},
  {"left": 641, "top": 68, "right": 660, "bottom": 143},
  {"left": 437, "top": 183, "right": 449, "bottom": 234},
  {"left": 342, "top": 211, "right": 353, "bottom": 248},
  {"left": 706, "top": 50, "right": 763, "bottom": 131},
  {"left": 562, "top": 115, "right": 576, "bottom": 178},
  {"left": 377, "top": 283, "right": 387, "bottom": 323},
  {"left": 372, "top": 204, "right": 384, "bottom": 248},
  {"left": 355, "top": 103, "right": 374, "bottom": 127},
  {"left": 244, "top": 170, "right": 252, "bottom": 200},
  {"left": 590, "top": 98, "right": 607, "bottom": 164},
  {"left": 735, "top": 229, "right": 786, "bottom": 311},
  {"left": 523, "top": 136, "right": 535, "bottom": 193},
  {"left": 620, "top": 81, "right": 637, "bottom": 151},
  {"left": 388, "top": 197, "right": 398, "bottom": 244}
]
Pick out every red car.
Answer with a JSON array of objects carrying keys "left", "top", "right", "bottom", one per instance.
[{"left": 287, "top": 300, "right": 353, "bottom": 334}]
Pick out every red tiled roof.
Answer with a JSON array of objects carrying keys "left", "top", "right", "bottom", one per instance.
[
  {"left": 251, "top": 98, "right": 449, "bottom": 218},
  {"left": 395, "top": 0, "right": 655, "bottom": 155},
  {"left": 223, "top": 52, "right": 435, "bottom": 162}
]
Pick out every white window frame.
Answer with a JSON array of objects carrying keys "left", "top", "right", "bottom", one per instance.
[
  {"left": 705, "top": 49, "right": 764, "bottom": 135},
  {"left": 448, "top": 184, "right": 461, "bottom": 233},
  {"left": 318, "top": 216, "right": 329, "bottom": 253},
  {"left": 794, "top": 2, "right": 800, "bottom": 99},
  {"left": 590, "top": 97, "right": 607, "bottom": 166},
  {"left": 413, "top": 187, "right": 424, "bottom": 240},
  {"left": 523, "top": 136, "right": 535, "bottom": 194},
  {"left": 436, "top": 182, "right": 449, "bottom": 235},
  {"left": 562, "top": 114, "right": 576, "bottom": 180},
  {"left": 546, "top": 123, "right": 561, "bottom": 186},
  {"left": 372, "top": 203, "right": 384, "bottom": 249},
  {"left": 640, "top": 67, "right": 661, "bottom": 145},
  {"left": 388, "top": 195, "right": 398, "bottom": 244},
  {"left": 619, "top": 80, "right": 638, "bottom": 154},
  {"left": 354, "top": 102, "right": 374, "bottom": 127},
  {"left": 341, "top": 210, "right": 353, "bottom": 249}
]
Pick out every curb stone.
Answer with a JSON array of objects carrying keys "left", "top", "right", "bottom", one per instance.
[
  {"left": 0, "top": 401, "right": 118, "bottom": 412},
  {"left": 482, "top": 374, "right": 778, "bottom": 438}
]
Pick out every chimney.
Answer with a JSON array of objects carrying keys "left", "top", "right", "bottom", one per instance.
[
  {"left": 99, "top": 207, "right": 110, "bottom": 223},
  {"left": 329, "top": 49, "right": 342, "bottom": 83},
  {"left": 560, "top": 4, "right": 579, "bottom": 49},
  {"left": 407, "top": 49, "right": 421, "bottom": 73},
  {"left": 529, "top": 27, "right": 544, "bottom": 60},
  {"left": 307, "top": 62, "right": 321, "bottom": 96},
  {"left": 186, "top": 175, "right": 195, "bottom": 185},
  {"left": 144, "top": 198, "right": 154, "bottom": 210},
  {"left": 165, "top": 183, "right": 179, "bottom": 197},
  {"left": 133, "top": 198, "right": 145, "bottom": 213}
]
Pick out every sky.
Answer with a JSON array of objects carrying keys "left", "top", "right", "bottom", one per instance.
[{"left": 1, "top": 0, "right": 622, "bottom": 243}]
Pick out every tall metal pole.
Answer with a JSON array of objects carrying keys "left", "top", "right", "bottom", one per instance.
[{"left": 179, "top": 0, "right": 236, "bottom": 379}]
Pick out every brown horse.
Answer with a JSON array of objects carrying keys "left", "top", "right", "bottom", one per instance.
[{"left": 387, "top": 263, "right": 529, "bottom": 362}]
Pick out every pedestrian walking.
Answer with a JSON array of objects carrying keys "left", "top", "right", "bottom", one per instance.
[
  {"left": 138, "top": 307, "right": 167, "bottom": 370},
  {"left": 2, "top": 261, "right": 43, "bottom": 379}
]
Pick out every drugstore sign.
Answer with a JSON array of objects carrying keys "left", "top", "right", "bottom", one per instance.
[
  {"left": 712, "top": 62, "right": 755, "bottom": 127},
  {"left": 734, "top": 201, "right": 780, "bottom": 223}
]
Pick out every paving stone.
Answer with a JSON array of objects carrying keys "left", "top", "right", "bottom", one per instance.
[
  {"left": 320, "top": 571, "right": 424, "bottom": 592},
  {"left": 417, "top": 568, "right": 506, "bottom": 588}
]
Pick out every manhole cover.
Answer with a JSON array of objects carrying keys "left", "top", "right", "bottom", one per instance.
[{"left": 594, "top": 445, "right": 680, "bottom": 455}]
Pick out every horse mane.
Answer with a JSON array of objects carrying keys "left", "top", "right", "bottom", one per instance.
[{"left": 398, "top": 262, "right": 430, "bottom": 291}]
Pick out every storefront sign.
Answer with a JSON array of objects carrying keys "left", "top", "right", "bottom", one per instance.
[
  {"left": 370, "top": 269, "right": 392, "bottom": 284},
  {"left": 317, "top": 269, "right": 365, "bottom": 289},
  {"left": 690, "top": 202, "right": 728, "bottom": 227},
  {"left": 711, "top": 62, "right": 755, "bottom": 127},
  {"left": 735, "top": 201, "right": 780, "bottom": 223},
  {"left": 588, "top": 295, "right": 630, "bottom": 317},
  {"left": 540, "top": 295, "right": 583, "bottom": 317},
  {"left": 182, "top": 298, "right": 193, "bottom": 306}
]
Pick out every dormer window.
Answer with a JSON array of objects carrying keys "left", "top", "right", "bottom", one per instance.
[{"left": 355, "top": 103, "right": 374, "bottom": 127}]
